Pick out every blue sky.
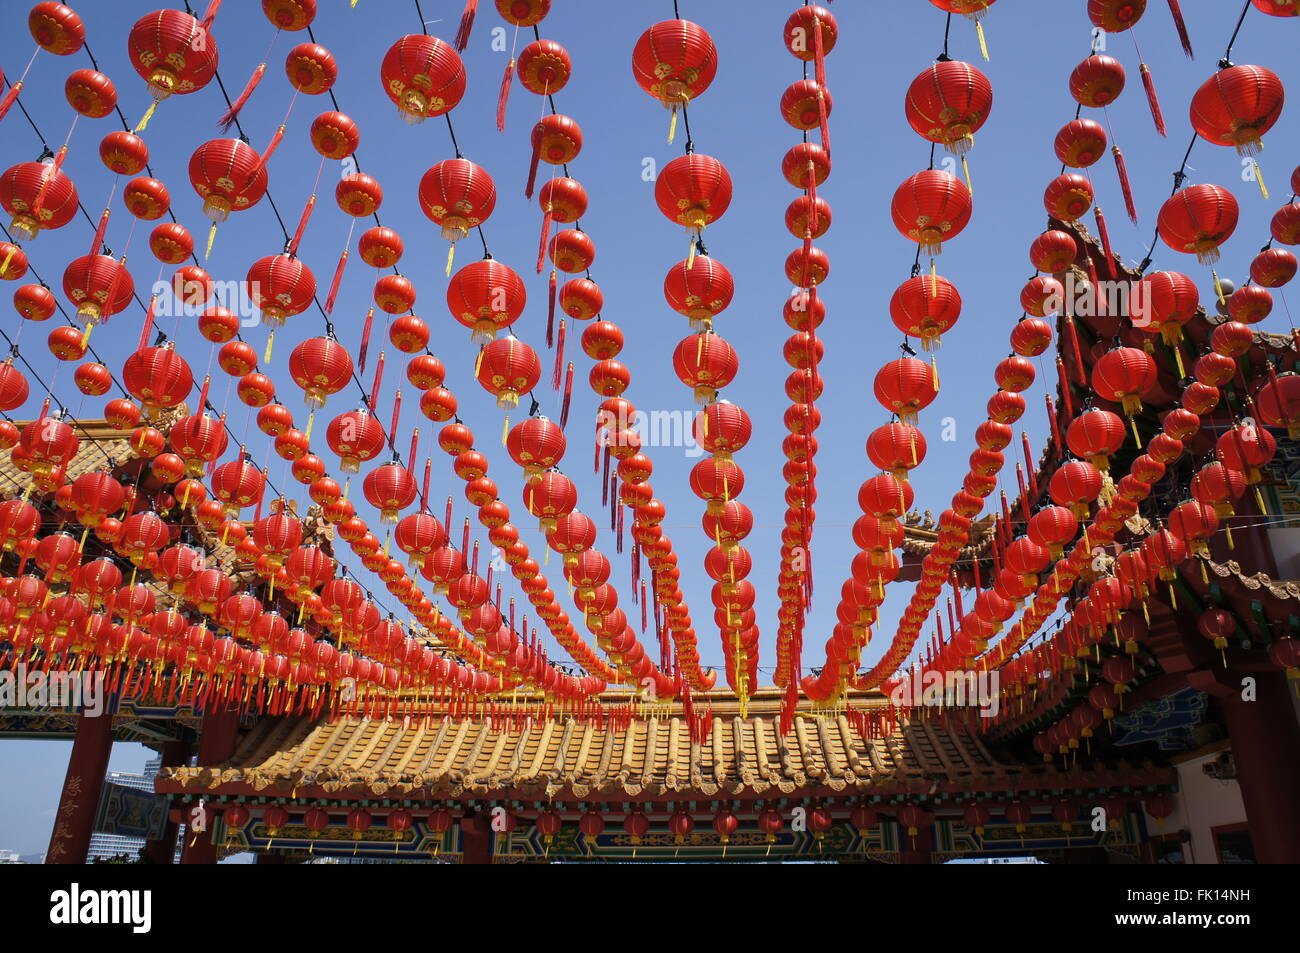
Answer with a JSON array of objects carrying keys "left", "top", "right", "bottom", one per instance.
[{"left": 1, "top": 1, "right": 1296, "bottom": 856}]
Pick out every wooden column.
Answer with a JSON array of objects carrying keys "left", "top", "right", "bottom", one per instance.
[
  {"left": 460, "top": 812, "right": 494, "bottom": 865},
  {"left": 180, "top": 704, "right": 241, "bottom": 865},
  {"left": 142, "top": 738, "right": 192, "bottom": 864},
  {"left": 1218, "top": 670, "right": 1300, "bottom": 863},
  {"left": 45, "top": 710, "right": 114, "bottom": 864}
]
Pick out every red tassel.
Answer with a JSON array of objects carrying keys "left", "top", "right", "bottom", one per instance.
[
  {"left": 358, "top": 307, "right": 375, "bottom": 374},
  {"left": 1057, "top": 357, "right": 1075, "bottom": 419},
  {"left": 593, "top": 419, "right": 602, "bottom": 473},
  {"left": 1139, "top": 64, "right": 1167, "bottom": 137},
  {"left": 616, "top": 502, "right": 624, "bottom": 554},
  {"left": 251, "top": 125, "right": 286, "bottom": 177},
  {"left": 1167, "top": 1, "right": 1193, "bottom": 58},
  {"left": 445, "top": 496, "right": 453, "bottom": 531},
  {"left": 1047, "top": 395, "right": 1062, "bottom": 450},
  {"left": 218, "top": 62, "right": 266, "bottom": 131},
  {"left": 525, "top": 124, "right": 542, "bottom": 198},
  {"left": 1112, "top": 146, "right": 1138, "bottom": 225},
  {"left": 137, "top": 295, "right": 158, "bottom": 350},
  {"left": 559, "top": 362, "right": 574, "bottom": 429},
  {"left": 290, "top": 195, "right": 316, "bottom": 257},
  {"left": 370, "top": 351, "right": 386, "bottom": 412},
  {"left": 200, "top": 0, "right": 223, "bottom": 30},
  {"left": 324, "top": 247, "right": 348, "bottom": 313},
  {"left": 496, "top": 58, "right": 515, "bottom": 132},
  {"left": 90, "top": 207, "right": 110, "bottom": 257},
  {"left": 812, "top": 12, "right": 827, "bottom": 91},
  {"left": 551, "top": 318, "right": 566, "bottom": 390},
  {"left": 546, "top": 269, "right": 557, "bottom": 346},
  {"left": 601, "top": 443, "right": 611, "bottom": 506},
  {"left": 1093, "top": 205, "right": 1117, "bottom": 280},
  {"left": 536, "top": 209, "right": 553, "bottom": 275},
  {"left": 816, "top": 86, "right": 830, "bottom": 158},
  {"left": 454, "top": 0, "right": 478, "bottom": 51},
  {"left": 0, "top": 82, "right": 23, "bottom": 122}
]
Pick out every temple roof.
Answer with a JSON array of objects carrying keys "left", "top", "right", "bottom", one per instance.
[{"left": 158, "top": 702, "right": 1175, "bottom": 802}]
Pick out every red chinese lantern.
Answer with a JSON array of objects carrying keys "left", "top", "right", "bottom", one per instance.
[
  {"left": 123, "top": 177, "right": 169, "bottom": 220},
  {"left": 476, "top": 338, "right": 541, "bottom": 409},
  {"left": 380, "top": 35, "right": 466, "bottom": 123},
  {"left": 310, "top": 110, "right": 359, "bottom": 159},
  {"left": 1092, "top": 347, "right": 1156, "bottom": 416},
  {"left": 673, "top": 331, "right": 738, "bottom": 404},
  {"left": 1029, "top": 230, "right": 1078, "bottom": 275},
  {"left": 288, "top": 336, "right": 353, "bottom": 408},
  {"left": 873, "top": 358, "right": 938, "bottom": 425},
  {"left": 64, "top": 68, "right": 116, "bottom": 118},
  {"left": 62, "top": 254, "right": 134, "bottom": 328},
  {"left": 336, "top": 173, "right": 383, "bottom": 217},
  {"left": 1049, "top": 460, "right": 1102, "bottom": 518},
  {"left": 904, "top": 60, "right": 993, "bottom": 154},
  {"left": 664, "top": 256, "right": 733, "bottom": 329},
  {"left": 1043, "top": 173, "right": 1093, "bottom": 222},
  {"left": 889, "top": 274, "right": 961, "bottom": 349},
  {"left": 1054, "top": 118, "right": 1107, "bottom": 167},
  {"left": 1189, "top": 65, "right": 1285, "bottom": 156},
  {"left": 188, "top": 138, "right": 268, "bottom": 254},
  {"left": 364, "top": 463, "right": 416, "bottom": 523},
  {"left": 1070, "top": 54, "right": 1126, "bottom": 107},
  {"left": 122, "top": 345, "right": 192, "bottom": 414},
  {"left": 99, "top": 131, "right": 149, "bottom": 175},
  {"left": 126, "top": 9, "right": 219, "bottom": 126},
  {"left": 655, "top": 154, "right": 732, "bottom": 239},
  {"left": 0, "top": 161, "right": 78, "bottom": 241},
  {"left": 891, "top": 170, "right": 972, "bottom": 255},
  {"left": 149, "top": 223, "right": 193, "bottom": 265},
  {"left": 285, "top": 42, "right": 337, "bottom": 95},
  {"left": 1157, "top": 184, "right": 1238, "bottom": 264},
  {"left": 246, "top": 254, "right": 316, "bottom": 328},
  {"left": 1067, "top": 409, "right": 1125, "bottom": 470},
  {"left": 507, "top": 416, "right": 566, "bottom": 479},
  {"left": 418, "top": 158, "right": 496, "bottom": 273},
  {"left": 631, "top": 19, "right": 717, "bottom": 140},
  {"left": 447, "top": 259, "right": 526, "bottom": 341}
]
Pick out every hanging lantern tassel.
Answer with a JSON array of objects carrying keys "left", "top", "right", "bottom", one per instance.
[
  {"left": 264, "top": 330, "right": 275, "bottom": 364},
  {"left": 0, "top": 81, "right": 23, "bottom": 122},
  {"left": 552, "top": 318, "right": 566, "bottom": 390},
  {"left": 524, "top": 127, "right": 542, "bottom": 199},
  {"left": 133, "top": 99, "right": 159, "bottom": 133},
  {"left": 501, "top": 414, "right": 509, "bottom": 447},
  {"left": 668, "top": 104, "right": 679, "bottom": 145},
  {"left": 1139, "top": 64, "right": 1167, "bottom": 137},
  {"left": 546, "top": 269, "right": 557, "bottom": 347},
  {"left": 358, "top": 307, "right": 375, "bottom": 374},
  {"left": 91, "top": 207, "right": 111, "bottom": 258},
  {"left": 445, "top": 241, "right": 456, "bottom": 277},
  {"left": 218, "top": 62, "right": 267, "bottom": 131},
  {"left": 974, "top": 18, "right": 989, "bottom": 61},
  {"left": 290, "top": 194, "right": 317, "bottom": 256},
  {"left": 1111, "top": 146, "right": 1138, "bottom": 224},
  {"left": 324, "top": 247, "right": 348, "bottom": 314},
  {"left": 0, "top": 245, "right": 14, "bottom": 277},
  {"left": 454, "top": 0, "right": 478, "bottom": 51},
  {"left": 559, "top": 362, "right": 574, "bottom": 429},
  {"left": 251, "top": 125, "right": 287, "bottom": 177},
  {"left": 536, "top": 209, "right": 553, "bottom": 275},
  {"left": 496, "top": 57, "right": 515, "bottom": 132},
  {"left": 137, "top": 295, "right": 158, "bottom": 350},
  {"left": 205, "top": 222, "right": 218, "bottom": 259},
  {"left": 816, "top": 87, "right": 830, "bottom": 158},
  {"left": 1167, "top": 1, "right": 1194, "bottom": 58},
  {"left": 1251, "top": 158, "right": 1269, "bottom": 200},
  {"left": 1094, "top": 206, "right": 1117, "bottom": 280}
]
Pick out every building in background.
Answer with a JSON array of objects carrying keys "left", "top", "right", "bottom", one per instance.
[{"left": 86, "top": 756, "right": 167, "bottom": 863}]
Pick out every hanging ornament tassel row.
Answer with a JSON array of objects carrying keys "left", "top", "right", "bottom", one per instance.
[
  {"left": 559, "top": 362, "right": 574, "bottom": 429},
  {"left": 551, "top": 318, "right": 566, "bottom": 390},
  {"left": 536, "top": 209, "right": 553, "bottom": 274},
  {"left": 546, "top": 269, "right": 557, "bottom": 346}
]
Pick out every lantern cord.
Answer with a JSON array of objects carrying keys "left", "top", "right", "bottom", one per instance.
[{"left": 1219, "top": 0, "right": 1252, "bottom": 68}]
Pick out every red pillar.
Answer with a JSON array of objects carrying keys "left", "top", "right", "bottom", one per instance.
[
  {"left": 142, "top": 738, "right": 192, "bottom": 864},
  {"left": 180, "top": 704, "right": 241, "bottom": 865},
  {"left": 1219, "top": 671, "right": 1300, "bottom": 863},
  {"left": 460, "top": 813, "right": 494, "bottom": 865},
  {"left": 45, "top": 710, "right": 114, "bottom": 864}
]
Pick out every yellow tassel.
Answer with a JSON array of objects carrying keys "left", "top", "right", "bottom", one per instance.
[
  {"left": 961, "top": 154, "right": 973, "bottom": 195},
  {"left": 446, "top": 242, "right": 455, "bottom": 278},
  {"left": 1130, "top": 415, "right": 1141, "bottom": 447},
  {"left": 501, "top": 414, "right": 509, "bottom": 446},
  {"left": 930, "top": 356, "right": 939, "bottom": 392},
  {"left": 474, "top": 347, "right": 485, "bottom": 378},
  {"left": 929, "top": 258, "right": 938, "bottom": 297},
  {"left": 686, "top": 232, "right": 696, "bottom": 269},
  {"left": 81, "top": 322, "right": 94, "bottom": 349},
  {"left": 668, "top": 107, "right": 678, "bottom": 145},
  {"left": 1253, "top": 158, "right": 1269, "bottom": 200},
  {"left": 1226, "top": 525, "right": 1234, "bottom": 549},
  {"left": 1169, "top": 582, "right": 1177, "bottom": 610},
  {"left": 304, "top": 409, "right": 315, "bottom": 442},
  {"left": 134, "top": 99, "right": 159, "bottom": 133},
  {"left": 1172, "top": 342, "right": 1185, "bottom": 379},
  {"left": 0, "top": 246, "right": 15, "bottom": 277},
  {"left": 1212, "top": 270, "right": 1226, "bottom": 305},
  {"left": 205, "top": 222, "right": 218, "bottom": 259},
  {"left": 976, "top": 20, "right": 989, "bottom": 60},
  {"left": 1254, "top": 485, "right": 1267, "bottom": 515}
]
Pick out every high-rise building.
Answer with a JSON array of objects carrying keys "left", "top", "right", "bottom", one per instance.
[{"left": 86, "top": 756, "right": 168, "bottom": 863}]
